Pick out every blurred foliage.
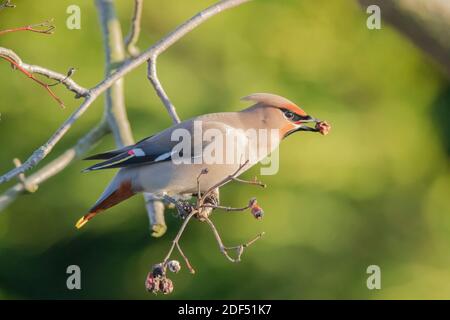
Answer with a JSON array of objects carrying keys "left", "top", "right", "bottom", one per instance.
[{"left": 0, "top": 0, "right": 449, "bottom": 299}]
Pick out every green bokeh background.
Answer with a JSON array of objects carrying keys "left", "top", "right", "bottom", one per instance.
[{"left": 0, "top": 0, "right": 449, "bottom": 299}]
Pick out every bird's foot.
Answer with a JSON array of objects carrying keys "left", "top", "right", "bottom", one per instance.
[
  {"left": 161, "top": 194, "right": 195, "bottom": 219},
  {"left": 176, "top": 200, "right": 194, "bottom": 219}
]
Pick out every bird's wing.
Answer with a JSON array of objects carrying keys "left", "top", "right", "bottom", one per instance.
[
  {"left": 83, "top": 120, "right": 232, "bottom": 172},
  {"left": 84, "top": 135, "right": 155, "bottom": 160}
]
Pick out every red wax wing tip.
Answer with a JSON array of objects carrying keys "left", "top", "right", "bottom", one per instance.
[{"left": 128, "top": 150, "right": 135, "bottom": 155}]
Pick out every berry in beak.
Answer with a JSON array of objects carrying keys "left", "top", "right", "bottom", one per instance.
[{"left": 296, "top": 118, "right": 331, "bottom": 135}]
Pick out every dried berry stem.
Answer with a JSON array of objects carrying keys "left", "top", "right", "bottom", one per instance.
[
  {"left": 156, "top": 161, "right": 265, "bottom": 276},
  {"left": 201, "top": 203, "right": 252, "bottom": 212},
  {"left": 161, "top": 210, "right": 196, "bottom": 272},
  {"left": 205, "top": 216, "right": 264, "bottom": 262},
  {"left": 230, "top": 176, "right": 267, "bottom": 188},
  {"left": 176, "top": 242, "right": 195, "bottom": 274}
]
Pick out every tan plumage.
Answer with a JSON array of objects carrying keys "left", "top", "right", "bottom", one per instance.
[{"left": 76, "top": 93, "right": 326, "bottom": 229}]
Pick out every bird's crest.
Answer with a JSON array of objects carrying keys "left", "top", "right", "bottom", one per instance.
[{"left": 241, "top": 93, "right": 307, "bottom": 116}]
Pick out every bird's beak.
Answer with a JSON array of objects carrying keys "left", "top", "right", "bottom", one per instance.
[
  {"left": 295, "top": 116, "right": 321, "bottom": 133},
  {"left": 285, "top": 115, "right": 331, "bottom": 137}
]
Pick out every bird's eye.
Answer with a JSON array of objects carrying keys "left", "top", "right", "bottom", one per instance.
[{"left": 284, "top": 110, "right": 295, "bottom": 120}]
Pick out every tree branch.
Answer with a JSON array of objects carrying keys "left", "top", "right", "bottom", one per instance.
[
  {"left": 0, "top": 0, "right": 252, "bottom": 185},
  {"left": 0, "top": 19, "right": 55, "bottom": 36},
  {"left": 124, "top": 0, "right": 143, "bottom": 57},
  {"left": 0, "top": 121, "right": 109, "bottom": 211},
  {"left": 147, "top": 162, "right": 265, "bottom": 294},
  {"left": 144, "top": 193, "right": 167, "bottom": 237},
  {"left": 96, "top": 0, "right": 168, "bottom": 237},
  {"left": 0, "top": 49, "right": 67, "bottom": 108},
  {"left": 205, "top": 217, "right": 264, "bottom": 263},
  {"left": 161, "top": 210, "right": 197, "bottom": 274},
  {"left": 147, "top": 56, "right": 180, "bottom": 124},
  {"left": 0, "top": 47, "right": 88, "bottom": 98},
  {"left": 96, "top": 0, "right": 134, "bottom": 147}
]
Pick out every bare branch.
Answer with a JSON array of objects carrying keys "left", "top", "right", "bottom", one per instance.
[
  {"left": 96, "top": 0, "right": 169, "bottom": 237},
  {"left": 161, "top": 211, "right": 197, "bottom": 271},
  {"left": 124, "top": 0, "right": 173, "bottom": 235},
  {"left": 201, "top": 201, "right": 253, "bottom": 212},
  {"left": 48, "top": 68, "right": 76, "bottom": 87},
  {"left": 124, "top": 0, "right": 143, "bottom": 57},
  {"left": 144, "top": 193, "right": 167, "bottom": 237},
  {"left": 231, "top": 176, "right": 267, "bottom": 188},
  {"left": 200, "top": 160, "right": 250, "bottom": 204},
  {"left": 12, "top": 158, "right": 38, "bottom": 193},
  {"left": 0, "top": 0, "right": 252, "bottom": 185},
  {"left": 151, "top": 163, "right": 265, "bottom": 293},
  {"left": 205, "top": 217, "right": 264, "bottom": 262},
  {"left": 0, "top": 52, "right": 65, "bottom": 107},
  {"left": 147, "top": 56, "right": 181, "bottom": 124},
  {"left": 146, "top": 0, "right": 252, "bottom": 124},
  {"left": 0, "top": 121, "right": 109, "bottom": 211},
  {"left": 0, "top": 19, "right": 55, "bottom": 36},
  {"left": 0, "top": 94, "right": 98, "bottom": 184},
  {"left": 96, "top": 0, "right": 134, "bottom": 147},
  {"left": 0, "top": 47, "right": 88, "bottom": 98},
  {"left": 176, "top": 242, "right": 195, "bottom": 274}
]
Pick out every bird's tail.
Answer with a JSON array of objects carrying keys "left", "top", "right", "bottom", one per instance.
[{"left": 75, "top": 178, "right": 136, "bottom": 229}]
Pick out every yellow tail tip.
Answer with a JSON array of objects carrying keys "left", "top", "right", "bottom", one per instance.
[{"left": 75, "top": 216, "right": 89, "bottom": 229}]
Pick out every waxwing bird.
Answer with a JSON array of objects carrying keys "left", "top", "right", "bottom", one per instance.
[{"left": 76, "top": 93, "right": 330, "bottom": 229}]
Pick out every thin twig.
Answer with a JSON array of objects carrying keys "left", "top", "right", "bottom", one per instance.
[
  {"left": 0, "top": 47, "right": 87, "bottom": 98},
  {"left": 124, "top": 0, "right": 143, "bottom": 57},
  {"left": 231, "top": 176, "right": 267, "bottom": 188},
  {"left": 0, "top": 20, "right": 55, "bottom": 36},
  {"left": 176, "top": 242, "right": 195, "bottom": 274},
  {"left": 200, "top": 203, "right": 252, "bottom": 212},
  {"left": 147, "top": 56, "right": 181, "bottom": 124},
  {"left": 0, "top": 121, "right": 109, "bottom": 211},
  {"left": 205, "top": 217, "right": 264, "bottom": 262},
  {"left": 162, "top": 211, "right": 197, "bottom": 268},
  {"left": 196, "top": 168, "right": 209, "bottom": 200},
  {"left": 0, "top": 0, "right": 252, "bottom": 185},
  {"left": 146, "top": 0, "right": 252, "bottom": 123},
  {"left": 48, "top": 68, "right": 76, "bottom": 87},
  {"left": 200, "top": 160, "right": 250, "bottom": 205},
  {"left": 151, "top": 162, "right": 265, "bottom": 294},
  {"left": 0, "top": 54, "right": 65, "bottom": 107}
]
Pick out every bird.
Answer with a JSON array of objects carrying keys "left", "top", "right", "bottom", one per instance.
[{"left": 75, "top": 93, "right": 330, "bottom": 229}]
